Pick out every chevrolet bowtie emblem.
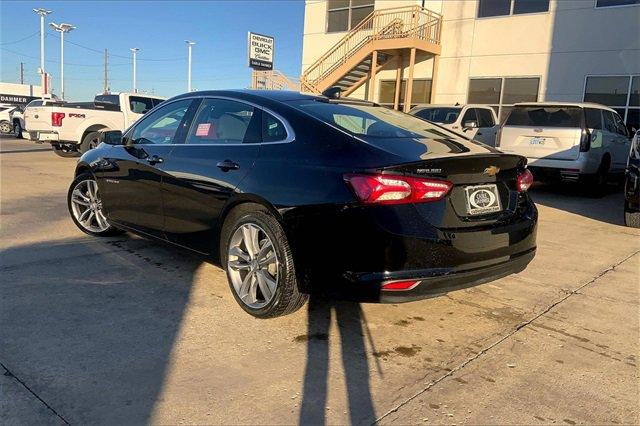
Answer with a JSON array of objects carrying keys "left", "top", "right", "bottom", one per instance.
[{"left": 484, "top": 166, "right": 500, "bottom": 176}]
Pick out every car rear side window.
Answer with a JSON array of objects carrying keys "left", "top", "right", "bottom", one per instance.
[
  {"left": 505, "top": 106, "right": 582, "bottom": 128},
  {"left": 414, "top": 107, "right": 461, "bottom": 124},
  {"left": 185, "top": 98, "right": 260, "bottom": 145},
  {"left": 262, "top": 111, "right": 288, "bottom": 143},
  {"left": 477, "top": 108, "right": 495, "bottom": 127},
  {"left": 585, "top": 108, "right": 603, "bottom": 130}
]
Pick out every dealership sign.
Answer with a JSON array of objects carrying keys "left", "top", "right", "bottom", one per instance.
[
  {"left": 0, "top": 94, "right": 38, "bottom": 105},
  {"left": 247, "top": 32, "right": 274, "bottom": 70}
]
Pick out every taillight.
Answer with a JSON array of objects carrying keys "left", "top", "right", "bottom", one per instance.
[
  {"left": 51, "top": 112, "right": 65, "bottom": 127},
  {"left": 344, "top": 173, "right": 453, "bottom": 205},
  {"left": 516, "top": 169, "right": 534, "bottom": 192},
  {"left": 381, "top": 280, "right": 419, "bottom": 291},
  {"left": 580, "top": 130, "right": 591, "bottom": 152}
]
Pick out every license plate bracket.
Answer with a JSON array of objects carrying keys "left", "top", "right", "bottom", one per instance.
[{"left": 464, "top": 184, "right": 502, "bottom": 215}]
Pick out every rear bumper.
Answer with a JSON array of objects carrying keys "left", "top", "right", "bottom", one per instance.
[
  {"left": 527, "top": 154, "right": 599, "bottom": 177},
  {"left": 29, "top": 131, "right": 59, "bottom": 142}
]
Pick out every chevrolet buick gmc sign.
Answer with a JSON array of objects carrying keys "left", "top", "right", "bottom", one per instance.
[{"left": 247, "top": 32, "right": 274, "bottom": 70}]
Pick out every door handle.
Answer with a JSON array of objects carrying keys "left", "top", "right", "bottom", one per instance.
[
  {"left": 146, "top": 154, "right": 164, "bottom": 165},
  {"left": 217, "top": 160, "right": 240, "bottom": 172}
]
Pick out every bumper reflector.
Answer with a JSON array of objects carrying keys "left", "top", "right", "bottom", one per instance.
[{"left": 381, "top": 280, "right": 419, "bottom": 291}]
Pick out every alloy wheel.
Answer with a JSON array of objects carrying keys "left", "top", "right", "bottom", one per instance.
[
  {"left": 70, "top": 179, "right": 110, "bottom": 233},
  {"left": 0, "top": 122, "right": 11, "bottom": 134},
  {"left": 227, "top": 223, "right": 279, "bottom": 309}
]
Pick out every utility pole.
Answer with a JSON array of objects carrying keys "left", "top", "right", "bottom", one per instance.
[
  {"left": 33, "top": 8, "right": 52, "bottom": 96},
  {"left": 130, "top": 48, "right": 139, "bottom": 93},
  {"left": 103, "top": 49, "right": 109, "bottom": 93},
  {"left": 20, "top": 62, "right": 24, "bottom": 84},
  {"left": 185, "top": 40, "right": 195, "bottom": 92},
  {"left": 49, "top": 22, "right": 75, "bottom": 100}
]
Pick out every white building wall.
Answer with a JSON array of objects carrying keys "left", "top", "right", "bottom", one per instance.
[{"left": 301, "top": 0, "right": 640, "bottom": 107}]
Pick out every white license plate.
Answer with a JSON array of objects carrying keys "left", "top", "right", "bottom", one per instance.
[
  {"left": 529, "top": 136, "right": 545, "bottom": 145},
  {"left": 464, "top": 184, "right": 502, "bottom": 215}
]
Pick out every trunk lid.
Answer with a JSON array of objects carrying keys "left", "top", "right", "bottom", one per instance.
[
  {"left": 24, "top": 104, "right": 53, "bottom": 132},
  {"left": 382, "top": 153, "right": 528, "bottom": 229}
]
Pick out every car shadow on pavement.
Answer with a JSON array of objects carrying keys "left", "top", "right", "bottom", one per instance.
[
  {"left": 529, "top": 182, "right": 625, "bottom": 226},
  {"left": 299, "top": 295, "right": 377, "bottom": 425}
]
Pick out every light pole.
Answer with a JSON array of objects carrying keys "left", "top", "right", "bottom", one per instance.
[
  {"left": 185, "top": 40, "right": 195, "bottom": 92},
  {"left": 49, "top": 22, "right": 75, "bottom": 100},
  {"left": 33, "top": 8, "right": 52, "bottom": 96},
  {"left": 130, "top": 48, "right": 139, "bottom": 93}
]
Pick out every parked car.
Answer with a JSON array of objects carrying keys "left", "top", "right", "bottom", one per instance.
[
  {"left": 0, "top": 104, "right": 17, "bottom": 134},
  {"left": 624, "top": 130, "right": 640, "bottom": 228},
  {"left": 21, "top": 98, "right": 66, "bottom": 137},
  {"left": 25, "top": 92, "right": 164, "bottom": 157},
  {"left": 67, "top": 90, "right": 538, "bottom": 318},
  {"left": 497, "top": 102, "right": 631, "bottom": 193},
  {"left": 10, "top": 106, "right": 25, "bottom": 138},
  {"left": 409, "top": 104, "right": 499, "bottom": 146}
]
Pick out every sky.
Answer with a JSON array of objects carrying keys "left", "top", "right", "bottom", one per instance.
[{"left": 0, "top": 0, "right": 305, "bottom": 101}]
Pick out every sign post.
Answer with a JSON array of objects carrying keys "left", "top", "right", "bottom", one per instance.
[{"left": 247, "top": 32, "right": 274, "bottom": 71}]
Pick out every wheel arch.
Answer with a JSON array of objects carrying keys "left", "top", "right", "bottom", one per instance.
[
  {"left": 219, "top": 194, "right": 285, "bottom": 230},
  {"left": 74, "top": 162, "right": 92, "bottom": 177}
]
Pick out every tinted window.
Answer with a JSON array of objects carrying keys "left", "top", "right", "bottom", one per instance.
[
  {"left": 584, "top": 76, "right": 629, "bottom": 106},
  {"left": 630, "top": 77, "right": 639, "bottom": 107},
  {"left": 513, "top": 0, "right": 549, "bottom": 14},
  {"left": 505, "top": 106, "right": 583, "bottom": 128},
  {"left": 262, "top": 111, "right": 288, "bottom": 143},
  {"left": 502, "top": 78, "right": 539, "bottom": 104},
  {"left": 477, "top": 108, "right": 496, "bottom": 127},
  {"left": 129, "top": 96, "right": 155, "bottom": 114},
  {"left": 414, "top": 107, "right": 461, "bottom": 124},
  {"left": 468, "top": 79, "right": 502, "bottom": 104},
  {"left": 585, "top": 108, "right": 603, "bottom": 130},
  {"left": 27, "top": 100, "right": 43, "bottom": 107},
  {"left": 596, "top": 0, "right": 640, "bottom": 6},
  {"left": 94, "top": 95, "right": 120, "bottom": 106},
  {"left": 627, "top": 109, "right": 639, "bottom": 133},
  {"left": 130, "top": 99, "right": 192, "bottom": 145},
  {"left": 461, "top": 109, "right": 477, "bottom": 125},
  {"left": 327, "top": 0, "right": 373, "bottom": 33},
  {"left": 478, "top": 0, "right": 511, "bottom": 17},
  {"left": 379, "top": 79, "right": 432, "bottom": 107},
  {"left": 603, "top": 110, "right": 616, "bottom": 133},
  {"left": 185, "top": 99, "right": 259, "bottom": 145},
  {"left": 612, "top": 112, "right": 628, "bottom": 136}
]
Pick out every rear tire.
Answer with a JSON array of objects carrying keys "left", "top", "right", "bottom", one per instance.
[
  {"left": 585, "top": 157, "right": 610, "bottom": 198},
  {"left": 52, "top": 143, "right": 80, "bottom": 158},
  {"left": 624, "top": 203, "right": 640, "bottom": 228},
  {"left": 80, "top": 131, "right": 102, "bottom": 154},
  {"left": 220, "top": 205, "right": 308, "bottom": 318},
  {"left": 0, "top": 120, "right": 11, "bottom": 134},
  {"left": 13, "top": 120, "right": 23, "bottom": 139}
]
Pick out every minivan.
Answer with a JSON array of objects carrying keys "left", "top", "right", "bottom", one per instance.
[{"left": 498, "top": 102, "right": 631, "bottom": 190}]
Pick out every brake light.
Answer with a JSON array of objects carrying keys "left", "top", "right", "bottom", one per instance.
[
  {"left": 51, "top": 112, "right": 65, "bottom": 127},
  {"left": 381, "top": 280, "right": 419, "bottom": 291},
  {"left": 344, "top": 173, "right": 452, "bottom": 205},
  {"left": 580, "top": 130, "right": 591, "bottom": 152},
  {"left": 516, "top": 169, "right": 534, "bottom": 192}
]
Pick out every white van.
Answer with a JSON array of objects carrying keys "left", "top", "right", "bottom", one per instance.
[
  {"left": 498, "top": 102, "right": 631, "bottom": 186},
  {"left": 409, "top": 104, "right": 499, "bottom": 146}
]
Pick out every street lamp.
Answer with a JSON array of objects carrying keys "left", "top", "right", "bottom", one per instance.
[
  {"left": 33, "top": 8, "right": 52, "bottom": 96},
  {"left": 130, "top": 48, "right": 140, "bottom": 93},
  {"left": 49, "top": 22, "right": 75, "bottom": 100},
  {"left": 185, "top": 40, "right": 195, "bottom": 92}
]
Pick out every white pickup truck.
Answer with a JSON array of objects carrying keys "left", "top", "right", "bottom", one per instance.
[{"left": 25, "top": 92, "right": 165, "bottom": 157}]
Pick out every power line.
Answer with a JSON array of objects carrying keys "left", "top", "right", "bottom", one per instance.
[{"left": 0, "top": 31, "right": 39, "bottom": 45}]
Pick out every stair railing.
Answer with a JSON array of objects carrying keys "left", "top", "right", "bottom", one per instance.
[{"left": 251, "top": 70, "right": 301, "bottom": 91}]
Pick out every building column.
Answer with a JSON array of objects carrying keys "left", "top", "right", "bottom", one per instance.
[
  {"left": 393, "top": 53, "right": 403, "bottom": 111},
  {"left": 368, "top": 50, "right": 378, "bottom": 102},
  {"left": 403, "top": 48, "right": 416, "bottom": 113},
  {"left": 430, "top": 55, "right": 439, "bottom": 104}
]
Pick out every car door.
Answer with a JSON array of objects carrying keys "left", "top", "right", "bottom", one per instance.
[
  {"left": 611, "top": 111, "right": 631, "bottom": 170},
  {"left": 474, "top": 107, "right": 499, "bottom": 146},
  {"left": 97, "top": 98, "right": 197, "bottom": 237},
  {"left": 161, "top": 97, "right": 261, "bottom": 254},
  {"left": 459, "top": 107, "right": 480, "bottom": 140}
]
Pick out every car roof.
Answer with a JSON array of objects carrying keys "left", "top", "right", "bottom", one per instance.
[
  {"left": 175, "top": 89, "right": 323, "bottom": 103},
  {"left": 411, "top": 104, "right": 492, "bottom": 109},
  {"left": 512, "top": 101, "right": 616, "bottom": 112}
]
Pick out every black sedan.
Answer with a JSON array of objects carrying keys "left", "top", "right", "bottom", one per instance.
[
  {"left": 624, "top": 130, "right": 640, "bottom": 227},
  {"left": 67, "top": 90, "right": 537, "bottom": 318}
]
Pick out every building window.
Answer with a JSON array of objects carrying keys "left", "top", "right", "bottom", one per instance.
[
  {"left": 379, "top": 79, "right": 432, "bottom": 109},
  {"left": 468, "top": 77, "right": 539, "bottom": 122},
  {"left": 595, "top": 0, "right": 640, "bottom": 7},
  {"left": 477, "top": 0, "right": 549, "bottom": 18},
  {"left": 327, "top": 0, "right": 375, "bottom": 33},
  {"left": 584, "top": 75, "right": 640, "bottom": 133}
]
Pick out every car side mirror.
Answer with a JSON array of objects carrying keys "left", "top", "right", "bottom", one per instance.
[
  {"left": 101, "top": 130, "right": 124, "bottom": 145},
  {"left": 463, "top": 120, "right": 478, "bottom": 130}
]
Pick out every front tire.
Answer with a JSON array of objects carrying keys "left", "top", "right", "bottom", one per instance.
[
  {"left": 13, "top": 120, "right": 23, "bottom": 138},
  {"left": 624, "top": 203, "right": 640, "bottom": 228},
  {"left": 80, "top": 131, "right": 101, "bottom": 154},
  {"left": 220, "top": 206, "right": 308, "bottom": 318},
  {"left": 0, "top": 120, "right": 11, "bottom": 134},
  {"left": 68, "top": 172, "right": 122, "bottom": 237}
]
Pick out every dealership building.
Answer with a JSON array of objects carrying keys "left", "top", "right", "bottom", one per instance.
[{"left": 288, "top": 0, "right": 640, "bottom": 131}]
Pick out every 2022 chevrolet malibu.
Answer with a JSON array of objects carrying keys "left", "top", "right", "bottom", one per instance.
[{"left": 67, "top": 90, "right": 537, "bottom": 318}]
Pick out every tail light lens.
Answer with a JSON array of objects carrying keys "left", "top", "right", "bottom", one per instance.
[
  {"left": 344, "top": 173, "right": 453, "bottom": 205},
  {"left": 516, "top": 169, "right": 534, "bottom": 192},
  {"left": 382, "top": 280, "right": 419, "bottom": 291},
  {"left": 579, "top": 130, "right": 591, "bottom": 152},
  {"left": 51, "top": 112, "right": 65, "bottom": 127}
]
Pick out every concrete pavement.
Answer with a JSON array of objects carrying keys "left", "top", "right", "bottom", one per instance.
[{"left": 1, "top": 136, "right": 638, "bottom": 425}]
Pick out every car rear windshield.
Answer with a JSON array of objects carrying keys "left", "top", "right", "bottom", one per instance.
[
  {"left": 505, "top": 106, "right": 583, "bottom": 128},
  {"left": 413, "top": 107, "right": 461, "bottom": 124}
]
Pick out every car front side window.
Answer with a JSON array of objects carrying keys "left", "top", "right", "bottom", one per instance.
[{"left": 129, "top": 99, "right": 192, "bottom": 145}]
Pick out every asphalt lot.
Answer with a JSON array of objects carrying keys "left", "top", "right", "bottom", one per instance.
[{"left": 1, "top": 135, "right": 638, "bottom": 425}]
